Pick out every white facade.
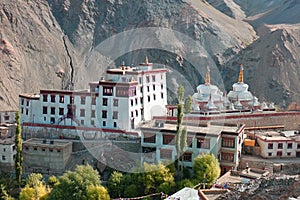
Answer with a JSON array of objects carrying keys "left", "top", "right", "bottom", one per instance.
[
  {"left": 19, "top": 60, "right": 168, "bottom": 135},
  {"left": 0, "top": 137, "right": 16, "bottom": 166},
  {"left": 0, "top": 111, "right": 16, "bottom": 124},
  {"left": 141, "top": 120, "right": 245, "bottom": 174},
  {"left": 256, "top": 131, "right": 300, "bottom": 158}
]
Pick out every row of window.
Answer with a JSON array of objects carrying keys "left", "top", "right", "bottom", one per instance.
[
  {"left": 42, "top": 107, "right": 97, "bottom": 118},
  {"left": 143, "top": 134, "right": 210, "bottom": 149},
  {"left": 42, "top": 94, "right": 97, "bottom": 105},
  {"left": 20, "top": 99, "right": 30, "bottom": 106},
  {"left": 267, "top": 143, "right": 298, "bottom": 149},
  {"left": 140, "top": 84, "right": 164, "bottom": 93},
  {"left": 24, "top": 146, "right": 62, "bottom": 153},
  {"left": 159, "top": 150, "right": 192, "bottom": 162}
]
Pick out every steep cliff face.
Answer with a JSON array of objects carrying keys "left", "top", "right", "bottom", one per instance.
[
  {"left": 0, "top": 1, "right": 73, "bottom": 110},
  {"left": 0, "top": 0, "right": 299, "bottom": 110},
  {"left": 0, "top": 0, "right": 257, "bottom": 109},
  {"left": 223, "top": 25, "right": 300, "bottom": 106}
]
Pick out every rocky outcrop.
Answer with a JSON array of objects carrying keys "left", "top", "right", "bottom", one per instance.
[{"left": 0, "top": 0, "right": 299, "bottom": 109}]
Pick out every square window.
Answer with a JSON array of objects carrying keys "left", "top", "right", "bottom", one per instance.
[
  {"left": 43, "top": 94, "right": 48, "bottom": 102},
  {"left": 91, "top": 110, "right": 96, "bottom": 118},
  {"left": 50, "top": 117, "right": 55, "bottom": 124},
  {"left": 287, "top": 143, "right": 293, "bottom": 149},
  {"left": 51, "top": 107, "right": 55, "bottom": 115},
  {"left": 268, "top": 152, "right": 272, "bottom": 156},
  {"left": 81, "top": 120, "right": 84, "bottom": 125},
  {"left": 59, "top": 95, "right": 64, "bottom": 103},
  {"left": 80, "top": 109, "right": 85, "bottom": 117},
  {"left": 268, "top": 143, "right": 273, "bottom": 149},
  {"left": 43, "top": 106, "right": 47, "bottom": 114},
  {"left": 113, "top": 99, "right": 119, "bottom": 107},
  {"left": 81, "top": 96, "right": 86, "bottom": 104},
  {"left": 91, "top": 97, "right": 96, "bottom": 105},
  {"left": 51, "top": 95, "right": 56, "bottom": 103},
  {"left": 59, "top": 108, "right": 64, "bottom": 115},
  {"left": 152, "top": 75, "right": 156, "bottom": 82},
  {"left": 278, "top": 143, "right": 283, "bottom": 149},
  {"left": 287, "top": 152, "right": 291, "bottom": 156},
  {"left": 103, "top": 98, "right": 108, "bottom": 106},
  {"left": 102, "top": 111, "right": 107, "bottom": 118},
  {"left": 2, "top": 156, "right": 5, "bottom": 161},
  {"left": 277, "top": 151, "right": 282, "bottom": 157},
  {"left": 91, "top": 120, "right": 95, "bottom": 126},
  {"left": 70, "top": 96, "right": 74, "bottom": 104},
  {"left": 113, "top": 111, "right": 118, "bottom": 119}
]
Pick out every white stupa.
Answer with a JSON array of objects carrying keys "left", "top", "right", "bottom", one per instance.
[
  {"left": 227, "top": 65, "right": 257, "bottom": 109},
  {"left": 192, "top": 66, "right": 223, "bottom": 110}
]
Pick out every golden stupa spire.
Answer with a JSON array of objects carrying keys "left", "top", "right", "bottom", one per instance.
[
  {"left": 205, "top": 66, "right": 210, "bottom": 85},
  {"left": 145, "top": 56, "right": 149, "bottom": 65},
  {"left": 238, "top": 64, "right": 244, "bottom": 83}
]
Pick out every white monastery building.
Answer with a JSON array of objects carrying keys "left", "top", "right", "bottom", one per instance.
[{"left": 19, "top": 58, "right": 168, "bottom": 138}]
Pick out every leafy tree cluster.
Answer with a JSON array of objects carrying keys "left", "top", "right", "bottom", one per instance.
[
  {"left": 107, "top": 162, "right": 175, "bottom": 199},
  {"left": 48, "top": 165, "right": 109, "bottom": 200}
]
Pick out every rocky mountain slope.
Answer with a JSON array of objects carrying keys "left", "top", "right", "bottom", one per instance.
[{"left": 0, "top": 0, "right": 299, "bottom": 110}]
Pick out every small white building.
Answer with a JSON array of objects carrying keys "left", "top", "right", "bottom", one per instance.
[
  {"left": 256, "top": 131, "right": 300, "bottom": 158},
  {"left": 0, "top": 110, "right": 16, "bottom": 124},
  {"left": 0, "top": 136, "right": 16, "bottom": 171},
  {"left": 19, "top": 58, "right": 168, "bottom": 137}
]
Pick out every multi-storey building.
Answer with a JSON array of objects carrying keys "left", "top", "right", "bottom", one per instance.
[
  {"left": 19, "top": 58, "right": 168, "bottom": 137},
  {"left": 256, "top": 131, "right": 300, "bottom": 158},
  {"left": 141, "top": 120, "right": 245, "bottom": 174}
]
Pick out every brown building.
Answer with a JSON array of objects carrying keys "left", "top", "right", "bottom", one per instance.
[{"left": 23, "top": 138, "right": 72, "bottom": 175}]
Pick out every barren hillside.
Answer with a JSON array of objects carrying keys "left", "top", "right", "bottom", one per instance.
[{"left": 0, "top": 0, "right": 299, "bottom": 110}]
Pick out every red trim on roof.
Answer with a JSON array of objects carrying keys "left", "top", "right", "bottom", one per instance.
[{"left": 22, "top": 123, "right": 138, "bottom": 136}]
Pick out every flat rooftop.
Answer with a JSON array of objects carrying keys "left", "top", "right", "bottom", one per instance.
[
  {"left": 141, "top": 120, "right": 243, "bottom": 136},
  {"left": 256, "top": 131, "right": 294, "bottom": 141},
  {"left": 23, "top": 138, "right": 72, "bottom": 147},
  {"left": 0, "top": 137, "right": 15, "bottom": 145}
]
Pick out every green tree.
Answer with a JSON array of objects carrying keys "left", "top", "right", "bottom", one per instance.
[
  {"left": 19, "top": 173, "right": 50, "bottom": 200},
  {"left": 107, "top": 171, "right": 125, "bottom": 198},
  {"left": 48, "top": 165, "right": 108, "bottom": 200},
  {"left": 15, "top": 112, "right": 23, "bottom": 186},
  {"left": 184, "top": 95, "right": 193, "bottom": 113},
  {"left": 86, "top": 185, "right": 110, "bottom": 200},
  {"left": 193, "top": 154, "right": 221, "bottom": 187},
  {"left": 0, "top": 184, "right": 14, "bottom": 200},
  {"left": 47, "top": 176, "right": 58, "bottom": 188},
  {"left": 177, "top": 86, "right": 185, "bottom": 103},
  {"left": 123, "top": 184, "right": 137, "bottom": 198},
  {"left": 179, "top": 127, "right": 187, "bottom": 173}
]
